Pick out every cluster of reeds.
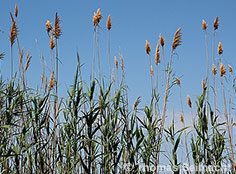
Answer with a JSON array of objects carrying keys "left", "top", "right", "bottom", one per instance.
[{"left": 1, "top": 4, "right": 236, "bottom": 174}]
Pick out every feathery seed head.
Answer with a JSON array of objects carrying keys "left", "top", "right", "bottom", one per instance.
[
  {"left": 120, "top": 53, "right": 124, "bottom": 72},
  {"left": 228, "top": 64, "right": 232, "bottom": 73},
  {"left": 107, "top": 15, "right": 111, "bottom": 30},
  {"left": 46, "top": 20, "right": 52, "bottom": 33},
  {"left": 160, "top": 34, "right": 165, "bottom": 47},
  {"left": 93, "top": 8, "right": 102, "bottom": 26},
  {"left": 180, "top": 114, "right": 184, "bottom": 124},
  {"left": 24, "top": 57, "right": 32, "bottom": 72},
  {"left": 19, "top": 48, "right": 24, "bottom": 64},
  {"left": 50, "top": 35, "right": 55, "bottom": 50},
  {"left": 48, "top": 70, "right": 55, "bottom": 90},
  {"left": 220, "top": 63, "right": 226, "bottom": 76},
  {"left": 54, "top": 12, "right": 62, "bottom": 39},
  {"left": 187, "top": 95, "right": 192, "bottom": 108},
  {"left": 176, "top": 77, "right": 180, "bottom": 86},
  {"left": 9, "top": 20, "right": 18, "bottom": 46},
  {"left": 24, "top": 49, "right": 32, "bottom": 71},
  {"left": 202, "top": 78, "right": 206, "bottom": 90},
  {"left": 133, "top": 96, "right": 141, "bottom": 110},
  {"left": 150, "top": 65, "right": 154, "bottom": 76},
  {"left": 214, "top": 17, "right": 219, "bottom": 30},
  {"left": 218, "top": 42, "right": 223, "bottom": 55},
  {"left": 202, "top": 20, "right": 208, "bottom": 30},
  {"left": 41, "top": 75, "right": 44, "bottom": 84},
  {"left": 14, "top": 4, "right": 18, "bottom": 18},
  {"left": 172, "top": 27, "right": 182, "bottom": 50},
  {"left": 155, "top": 42, "right": 160, "bottom": 64},
  {"left": 114, "top": 56, "right": 118, "bottom": 69},
  {"left": 145, "top": 40, "right": 151, "bottom": 55},
  {"left": 165, "top": 135, "right": 169, "bottom": 142},
  {"left": 212, "top": 64, "right": 217, "bottom": 75}
]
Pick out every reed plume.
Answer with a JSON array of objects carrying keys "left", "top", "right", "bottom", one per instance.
[
  {"left": 107, "top": 15, "right": 111, "bottom": 30},
  {"left": 202, "top": 20, "right": 208, "bottom": 30},
  {"left": 9, "top": 14, "right": 18, "bottom": 79},
  {"left": 115, "top": 56, "right": 118, "bottom": 69},
  {"left": 180, "top": 114, "right": 184, "bottom": 123},
  {"left": 48, "top": 70, "right": 55, "bottom": 91},
  {"left": 228, "top": 64, "right": 232, "bottom": 73},
  {"left": 133, "top": 96, "right": 141, "bottom": 110},
  {"left": 160, "top": 33, "right": 165, "bottom": 47},
  {"left": 172, "top": 27, "right": 182, "bottom": 50},
  {"left": 187, "top": 95, "right": 192, "bottom": 108},
  {"left": 9, "top": 17, "right": 17, "bottom": 45},
  {"left": 155, "top": 41, "right": 160, "bottom": 90},
  {"left": 120, "top": 53, "right": 124, "bottom": 71},
  {"left": 24, "top": 49, "right": 32, "bottom": 72},
  {"left": 202, "top": 78, "right": 206, "bottom": 90},
  {"left": 93, "top": 8, "right": 102, "bottom": 27},
  {"left": 54, "top": 12, "right": 62, "bottom": 39},
  {"left": 155, "top": 42, "right": 160, "bottom": 65},
  {"left": 150, "top": 65, "right": 154, "bottom": 76},
  {"left": 19, "top": 47, "right": 24, "bottom": 65},
  {"left": 218, "top": 42, "right": 223, "bottom": 55},
  {"left": 176, "top": 77, "right": 180, "bottom": 86},
  {"left": 220, "top": 63, "right": 226, "bottom": 77},
  {"left": 160, "top": 34, "right": 166, "bottom": 80},
  {"left": 14, "top": 4, "right": 18, "bottom": 18},
  {"left": 212, "top": 64, "right": 217, "bottom": 75},
  {"left": 145, "top": 40, "right": 151, "bottom": 55},
  {"left": 46, "top": 20, "right": 52, "bottom": 34},
  {"left": 50, "top": 35, "right": 55, "bottom": 50},
  {"left": 145, "top": 40, "right": 153, "bottom": 92},
  {"left": 213, "top": 17, "right": 219, "bottom": 30}
]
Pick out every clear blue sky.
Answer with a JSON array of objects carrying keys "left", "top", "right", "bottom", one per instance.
[{"left": 1, "top": 0, "right": 236, "bottom": 118}]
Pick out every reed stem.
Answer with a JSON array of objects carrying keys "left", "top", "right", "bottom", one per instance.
[
  {"left": 204, "top": 30, "right": 209, "bottom": 122},
  {"left": 221, "top": 67, "right": 234, "bottom": 172},
  {"left": 97, "top": 27, "right": 101, "bottom": 84},
  {"left": 213, "top": 30, "right": 217, "bottom": 119},
  {"left": 92, "top": 27, "right": 96, "bottom": 80},
  {"left": 108, "top": 30, "right": 111, "bottom": 86},
  {"left": 156, "top": 50, "right": 174, "bottom": 172}
]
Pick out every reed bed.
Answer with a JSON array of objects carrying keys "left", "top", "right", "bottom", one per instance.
[{"left": 1, "top": 4, "right": 236, "bottom": 174}]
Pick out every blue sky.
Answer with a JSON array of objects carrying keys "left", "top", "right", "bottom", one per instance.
[{"left": 1, "top": 0, "right": 236, "bottom": 119}]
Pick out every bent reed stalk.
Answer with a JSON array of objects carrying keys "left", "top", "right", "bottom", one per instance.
[{"left": 156, "top": 27, "right": 182, "bottom": 172}]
